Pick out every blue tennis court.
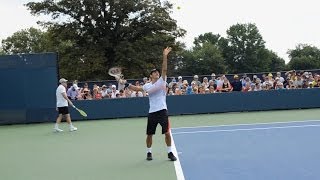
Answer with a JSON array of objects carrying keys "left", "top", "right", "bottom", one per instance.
[{"left": 171, "top": 120, "right": 320, "bottom": 180}]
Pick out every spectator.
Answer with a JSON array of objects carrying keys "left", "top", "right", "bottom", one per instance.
[
  {"left": 210, "top": 73, "right": 216, "bottom": 83},
  {"left": 231, "top": 75, "right": 242, "bottom": 92},
  {"left": 118, "top": 89, "right": 126, "bottom": 98},
  {"left": 168, "top": 77, "right": 177, "bottom": 89},
  {"left": 110, "top": 85, "right": 119, "bottom": 98},
  {"left": 208, "top": 85, "right": 215, "bottom": 93},
  {"left": 143, "top": 77, "right": 149, "bottom": 85},
  {"left": 67, "top": 84, "right": 79, "bottom": 100},
  {"left": 202, "top": 77, "right": 209, "bottom": 88},
  {"left": 242, "top": 82, "right": 252, "bottom": 92},
  {"left": 101, "top": 85, "right": 109, "bottom": 98},
  {"left": 254, "top": 83, "right": 262, "bottom": 91},
  {"left": 177, "top": 76, "right": 183, "bottom": 89},
  {"left": 276, "top": 72, "right": 285, "bottom": 83},
  {"left": 131, "top": 91, "right": 143, "bottom": 97},
  {"left": 198, "top": 86, "right": 205, "bottom": 94},
  {"left": 220, "top": 78, "right": 232, "bottom": 92},
  {"left": 208, "top": 80, "right": 217, "bottom": 92},
  {"left": 191, "top": 75, "right": 201, "bottom": 86},
  {"left": 314, "top": 79, "right": 320, "bottom": 88},
  {"left": 93, "top": 86, "right": 102, "bottom": 100},
  {"left": 82, "top": 88, "right": 92, "bottom": 100}
]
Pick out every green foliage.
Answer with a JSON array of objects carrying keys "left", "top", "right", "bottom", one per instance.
[
  {"left": 288, "top": 44, "right": 320, "bottom": 70},
  {"left": 1, "top": 27, "right": 50, "bottom": 54},
  {"left": 25, "top": 0, "right": 186, "bottom": 80}
]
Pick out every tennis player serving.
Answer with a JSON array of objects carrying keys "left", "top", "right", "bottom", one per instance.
[{"left": 125, "top": 47, "right": 177, "bottom": 161}]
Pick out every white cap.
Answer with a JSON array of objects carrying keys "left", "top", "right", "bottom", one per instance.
[
  {"left": 178, "top": 76, "right": 182, "bottom": 79},
  {"left": 194, "top": 75, "right": 198, "bottom": 78},
  {"left": 59, "top": 78, "right": 68, "bottom": 83},
  {"left": 112, "top": 85, "right": 116, "bottom": 88},
  {"left": 211, "top": 73, "right": 216, "bottom": 76}
]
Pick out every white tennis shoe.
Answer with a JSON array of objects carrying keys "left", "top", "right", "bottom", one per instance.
[
  {"left": 54, "top": 128, "right": 63, "bottom": 132},
  {"left": 70, "top": 126, "right": 78, "bottom": 132}
]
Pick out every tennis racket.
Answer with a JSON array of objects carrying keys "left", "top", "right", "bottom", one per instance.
[
  {"left": 108, "top": 67, "right": 126, "bottom": 84},
  {"left": 73, "top": 106, "right": 87, "bottom": 117}
]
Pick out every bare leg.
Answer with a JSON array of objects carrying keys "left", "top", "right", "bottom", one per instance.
[
  {"left": 165, "top": 132, "right": 172, "bottom": 146},
  {"left": 56, "top": 114, "right": 63, "bottom": 124},
  {"left": 146, "top": 135, "right": 153, "bottom": 148},
  {"left": 65, "top": 114, "right": 72, "bottom": 124}
]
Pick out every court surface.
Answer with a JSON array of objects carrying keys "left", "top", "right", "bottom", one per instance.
[
  {"left": 172, "top": 120, "right": 320, "bottom": 180},
  {"left": 0, "top": 108, "right": 320, "bottom": 180}
]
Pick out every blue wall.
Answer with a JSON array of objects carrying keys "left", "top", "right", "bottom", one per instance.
[
  {"left": 0, "top": 53, "right": 58, "bottom": 124},
  {"left": 68, "top": 88, "right": 320, "bottom": 122}
]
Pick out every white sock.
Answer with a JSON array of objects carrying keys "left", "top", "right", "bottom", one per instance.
[
  {"left": 167, "top": 146, "right": 172, "bottom": 153},
  {"left": 147, "top": 148, "right": 152, "bottom": 153},
  {"left": 69, "top": 123, "right": 73, "bottom": 127},
  {"left": 55, "top": 123, "right": 59, "bottom": 129}
]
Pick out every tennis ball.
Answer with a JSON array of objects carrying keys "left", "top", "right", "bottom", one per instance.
[{"left": 177, "top": 6, "right": 181, "bottom": 10}]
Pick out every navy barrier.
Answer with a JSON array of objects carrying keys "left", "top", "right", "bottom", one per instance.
[
  {"left": 68, "top": 88, "right": 320, "bottom": 122},
  {"left": 0, "top": 53, "right": 58, "bottom": 124}
]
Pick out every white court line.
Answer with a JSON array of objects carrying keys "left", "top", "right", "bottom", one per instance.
[
  {"left": 172, "top": 124, "right": 320, "bottom": 135},
  {"left": 172, "top": 119, "right": 320, "bottom": 130},
  {"left": 171, "top": 132, "right": 185, "bottom": 180}
]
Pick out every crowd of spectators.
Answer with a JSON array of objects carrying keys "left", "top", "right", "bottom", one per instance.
[{"left": 67, "top": 70, "right": 320, "bottom": 100}]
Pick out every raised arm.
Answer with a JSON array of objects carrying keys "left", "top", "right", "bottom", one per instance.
[{"left": 162, "top": 47, "right": 172, "bottom": 81}]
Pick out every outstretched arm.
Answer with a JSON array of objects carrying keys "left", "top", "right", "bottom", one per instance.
[{"left": 162, "top": 47, "right": 172, "bottom": 81}]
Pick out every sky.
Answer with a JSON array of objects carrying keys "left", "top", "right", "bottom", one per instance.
[{"left": 1, "top": 0, "right": 320, "bottom": 63}]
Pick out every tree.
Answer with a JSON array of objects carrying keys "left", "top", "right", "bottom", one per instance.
[
  {"left": 288, "top": 44, "right": 320, "bottom": 70},
  {"left": 1, "top": 27, "right": 50, "bottom": 54},
  {"left": 175, "top": 42, "right": 226, "bottom": 75},
  {"left": 224, "top": 23, "right": 266, "bottom": 73},
  {"left": 26, "top": 0, "right": 186, "bottom": 80}
]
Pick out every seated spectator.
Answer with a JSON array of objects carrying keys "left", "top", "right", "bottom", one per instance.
[
  {"left": 208, "top": 80, "right": 217, "bottom": 92},
  {"left": 220, "top": 78, "right": 232, "bottom": 92},
  {"left": 143, "top": 77, "right": 149, "bottom": 85},
  {"left": 210, "top": 73, "right": 216, "bottom": 83},
  {"left": 93, "top": 86, "right": 102, "bottom": 100},
  {"left": 198, "top": 86, "right": 205, "bottom": 94},
  {"left": 254, "top": 83, "right": 262, "bottom": 91},
  {"left": 110, "top": 85, "right": 119, "bottom": 98},
  {"left": 276, "top": 72, "right": 285, "bottom": 83},
  {"left": 276, "top": 82, "right": 285, "bottom": 90},
  {"left": 177, "top": 76, "right": 183, "bottom": 89},
  {"left": 242, "top": 82, "right": 252, "bottom": 92},
  {"left": 314, "top": 79, "right": 320, "bottom": 88},
  {"left": 231, "top": 74, "right": 242, "bottom": 92},
  {"left": 131, "top": 91, "right": 143, "bottom": 97},
  {"left": 82, "top": 88, "right": 92, "bottom": 100},
  {"left": 209, "top": 85, "right": 215, "bottom": 93},
  {"left": 174, "top": 87, "right": 182, "bottom": 95},
  {"left": 191, "top": 75, "right": 201, "bottom": 86},
  {"left": 101, "top": 85, "right": 109, "bottom": 98},
  {"left": 202, "top": 77, "right": 209, "bottom": 88}
]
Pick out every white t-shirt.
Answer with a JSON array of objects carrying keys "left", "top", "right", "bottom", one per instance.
[
  {"left": 143, "top": 77, "right": 167, "bottom": 113},
  {"left": 56, "top": 85, "right": 68, "bottom": 107}
]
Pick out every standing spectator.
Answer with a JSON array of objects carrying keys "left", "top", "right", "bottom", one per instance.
[
  {"left": 231, "top": 75, "right": 242, "bottom": 92},
  {"left": 67, "top": 84, "right": 79, "bottom": 100}
]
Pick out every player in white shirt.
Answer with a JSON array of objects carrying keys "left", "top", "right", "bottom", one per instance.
[
  {"left": 125, "top": 47, "right": 177, "bottom": 161},
  {"left": 54, "top": 78, "right": 78, "bottom": 132}
]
